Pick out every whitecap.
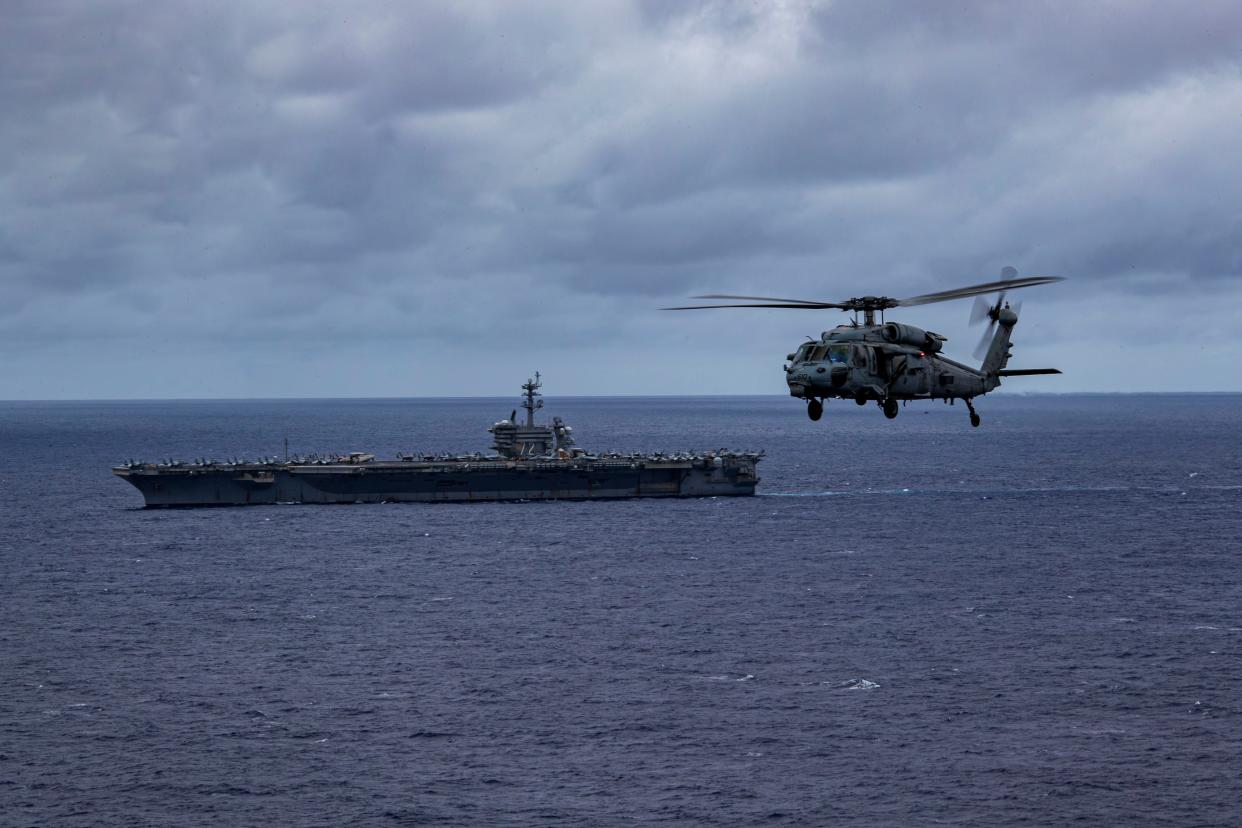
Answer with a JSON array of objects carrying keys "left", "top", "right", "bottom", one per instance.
[
  {"left": 834, "top": 678, "right": 880, "bottom": 690},
  {"left": 761, "top": 491, "right": 850, "bottom": 498}
]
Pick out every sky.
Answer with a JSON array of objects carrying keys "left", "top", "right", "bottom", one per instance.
[{"left": 2, "top": 0, "right": 1241, "bottom": 399}]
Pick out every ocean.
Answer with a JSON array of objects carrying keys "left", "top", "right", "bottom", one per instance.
[{"left": 2, "top": 394, "right": 1240, "bottom": 825}]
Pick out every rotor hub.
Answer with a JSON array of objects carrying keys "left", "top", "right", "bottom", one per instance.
[{"left": 843, "top": 296, "right": 901, "bottom": 312}]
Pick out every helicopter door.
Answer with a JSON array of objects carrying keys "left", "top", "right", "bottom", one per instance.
[
  {"left": 872, "top": 349, "right": 888, "bottom": 379},
  {"left": 907, "top": 356, "right": 931, "bottom": 395}
]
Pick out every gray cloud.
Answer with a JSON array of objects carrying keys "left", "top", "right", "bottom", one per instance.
[{"left": 2, "top": 0, "right": 1241, "bottom": 397}]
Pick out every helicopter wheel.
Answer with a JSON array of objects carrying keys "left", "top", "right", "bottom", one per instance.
[
  {"left": 854, "top": 393, "right": 868, "bottom": 406},
  {"left": 965, "top": 397, "right": 981, "bottom": 427},
  {"left": 882, "top": 398, "right": 899, "bottom": 420},
  {"left": 807, "top": 399, "right": 823, "bottom": 421}
]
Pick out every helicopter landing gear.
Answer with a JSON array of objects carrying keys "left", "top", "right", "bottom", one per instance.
[
  {"left": 965, "top": 397, "right": 981, "bottom": 428},
  {"left": 807, "top": 399, "right": 824, "bottom": 421},
  {"left": 855, "top": 392, "right": 868, "bottom": 406},
  {"left": 882, "top": 398, "right": 899, "bottom": 420}
]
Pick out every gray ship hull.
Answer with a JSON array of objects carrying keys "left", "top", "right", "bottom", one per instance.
[{"left": 114, "top": 457, "right": 759, "bottom": 507}]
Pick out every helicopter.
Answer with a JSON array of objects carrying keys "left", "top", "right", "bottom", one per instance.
[{"left": 665, "top": 267, "right": 1064, "bottom": 427}]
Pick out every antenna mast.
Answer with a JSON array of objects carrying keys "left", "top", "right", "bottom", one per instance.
[{"left": 521, "top": 372, "right": 544, "bottom": 426}]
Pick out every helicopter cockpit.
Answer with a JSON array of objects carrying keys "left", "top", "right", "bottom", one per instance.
[
  {"left": 826, "top": 344, "right": 852, "bottom": 364},
  {"left": 792, "top": 342, "right": 856, "bottom": 365}
]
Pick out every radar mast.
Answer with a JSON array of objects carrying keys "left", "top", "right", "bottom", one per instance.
[{"left": 521, "top": 372, "right": 544, "bottom": 427}]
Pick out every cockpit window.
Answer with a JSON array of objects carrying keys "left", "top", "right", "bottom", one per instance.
[
  {"left": 827, "top": 344, "right": 851, "bottom": 364},
  {"left": 793, "top": 344, "right": 814, "bottom": 363}
]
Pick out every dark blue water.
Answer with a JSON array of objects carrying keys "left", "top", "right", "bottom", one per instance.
[{"left": 3, "top": 395, "right": 1240, "bottom": 826}]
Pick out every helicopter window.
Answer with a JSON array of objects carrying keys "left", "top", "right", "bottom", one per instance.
[
  {"left": 827, "top": 344, "right": 851, "bottom": 364},
  {"left": 809, "top": 345, "right": 829, "bottom": 361},
  {"left": 793, "top": 344, "right": 815, "bottom": 363},
  {"left": 853, "top": 347, "right": 867, "bottom": 368}
]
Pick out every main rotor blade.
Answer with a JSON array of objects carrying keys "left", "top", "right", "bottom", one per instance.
[
  {"left": 662, "top": 301, "right": 847, "bottom": 310},
  {"left": 898, "top": 275, "right": 1064, "bottom": 307},
  {"left": 692, "top": 293, "right": 836, "bottom": 305}
]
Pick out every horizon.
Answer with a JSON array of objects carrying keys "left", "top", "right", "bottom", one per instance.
[{"left": 4, "top": 390, "right": 1241, "bottom": 405}]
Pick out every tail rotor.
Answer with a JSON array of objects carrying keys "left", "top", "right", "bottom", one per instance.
[
  {"left": 969, "top": 266, "right": 1024, "bottom": 360},
  {"left": 971, "top": 291, "right": 1009, "bottom": 360},
  {"left": 969, "top": 293, "right": 992, "bottom": 326}
]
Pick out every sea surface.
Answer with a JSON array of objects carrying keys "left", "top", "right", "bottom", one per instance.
[{"left": 2, "top": 394, "right": 1240, "bottom": 826}]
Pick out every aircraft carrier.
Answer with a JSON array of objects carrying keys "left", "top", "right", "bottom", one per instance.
[{"left": 113, "top": 375, "right": 762, "bottom": 507}]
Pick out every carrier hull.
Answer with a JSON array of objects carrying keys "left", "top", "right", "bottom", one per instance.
[{"left": 114, "top": 456, "right": 759, "bottom": 507}]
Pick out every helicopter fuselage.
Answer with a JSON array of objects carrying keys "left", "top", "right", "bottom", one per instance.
[{"left": 784, "top": 322, "right": 995, "bottom": 403}]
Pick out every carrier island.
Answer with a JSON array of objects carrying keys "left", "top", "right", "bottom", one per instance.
[{"left": 113, "top": 375, "right": 762, "bottom": 507}]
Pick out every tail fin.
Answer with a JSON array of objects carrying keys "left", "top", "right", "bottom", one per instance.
[
  {"left": 980, "top": 306, "right": 1018, "bottom": 389},
  {"left": 981, "top": 310, "right": 1063, "bottom": 387}
]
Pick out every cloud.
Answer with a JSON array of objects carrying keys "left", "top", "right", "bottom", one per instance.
[{"left": 1, "top": 0, "right": 1240, "bottom": 396}]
